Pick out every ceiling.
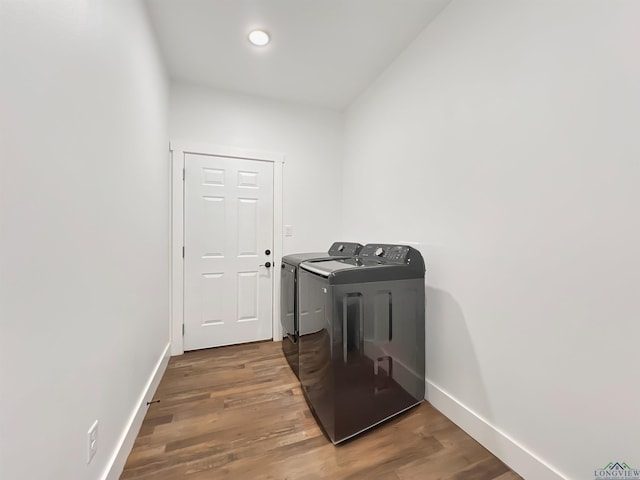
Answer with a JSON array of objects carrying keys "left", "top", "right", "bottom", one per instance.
[{"left": 144, "top": 0, "right": 451, "bottom": 110}]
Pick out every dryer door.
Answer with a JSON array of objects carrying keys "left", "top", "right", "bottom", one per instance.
[
  {"left": 280, "top": 262, "right": 299, "bottom": 378},
  {"left": 280, "top": 262, "right": 296, "bottom": 340}
]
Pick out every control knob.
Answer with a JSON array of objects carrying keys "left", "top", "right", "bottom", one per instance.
[{"left": 375, "top": 247, "right": 385, "bottom": 257}]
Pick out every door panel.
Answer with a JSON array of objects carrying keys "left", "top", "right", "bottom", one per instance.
[
  {"left": 201, "top": 273, "right": 225, "bottom": 326},
  {"left": 202, "top": 196, "right": 225, "bottom": 256},
  {"left": 184, "top": 153, "right": 274, "bottom": 350},
  {"left": 237, "top": 271, "right": 258, "bottom": 321},
  {"left": 238, "top": 198, "right": 258, "bottom": 255}
]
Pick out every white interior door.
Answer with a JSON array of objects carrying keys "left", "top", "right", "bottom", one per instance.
[{"left": 183, "top": 153, "right": 274, "bottom": 350}]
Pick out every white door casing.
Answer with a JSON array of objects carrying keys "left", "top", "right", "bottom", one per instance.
[{"left": 170, "top": 143, "right": 284, "bottom": 355}]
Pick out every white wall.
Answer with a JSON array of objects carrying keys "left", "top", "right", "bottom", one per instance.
[
  {"left": 0, "top": 1, "right": 169, "bottom": 479},
  {"left": 343, "top": 1, "right": 640, "bottom": 479},
  {"left": 170, "top": 81, "right": 346, "bottom": 255}
]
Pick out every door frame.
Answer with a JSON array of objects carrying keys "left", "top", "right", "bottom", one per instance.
[{"left": 170, "top": 141, "right": 284, "bottom": 356}]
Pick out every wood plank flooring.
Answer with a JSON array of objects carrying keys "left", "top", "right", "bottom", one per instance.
[{"left": 121, "top": 341, "right": 522, "bottom": 480}]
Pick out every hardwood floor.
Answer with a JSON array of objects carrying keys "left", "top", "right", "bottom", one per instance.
[{"left": 121, "top": 341, "right": 522, "bottom": 480}]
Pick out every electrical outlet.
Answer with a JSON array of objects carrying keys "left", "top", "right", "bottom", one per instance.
[{"left": 87, "top": 420, "right": 98, "bottom": 464}]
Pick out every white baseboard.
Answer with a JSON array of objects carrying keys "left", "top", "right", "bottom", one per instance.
[
  {"left": 425, "top": 379, "right": 567, "bottom": 480},
  {"left": 102, "top": 342, "right": 171, "bottom": 480}
]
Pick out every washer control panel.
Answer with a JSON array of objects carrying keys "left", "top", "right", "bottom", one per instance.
[{"left": 359, "top": 244, "right": 411, "bottom": 263}]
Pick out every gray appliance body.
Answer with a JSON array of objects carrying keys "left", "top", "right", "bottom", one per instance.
[
  {"left": 280, "top": 242, "right": 362, "bottom": 378},
  {"left": 298, "top": 244, "right": 425, "bottom": 444}
]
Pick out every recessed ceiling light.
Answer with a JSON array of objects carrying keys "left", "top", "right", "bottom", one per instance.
[{"left": 248, "top": 29, "right": 270, "bottom": 47}]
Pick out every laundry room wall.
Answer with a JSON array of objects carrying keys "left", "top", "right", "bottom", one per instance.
[
  {"left": 0, "top": 1, "right": 169, "bottom": 479},
  {"left": 342, "top": 1, "right": 640, "bottom": 479},
  {"left": 169, "top": 81, "right": 346, "bottom": 256}
]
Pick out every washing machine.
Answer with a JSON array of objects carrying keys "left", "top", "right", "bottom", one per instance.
[
  {"left": 298, "top": 243, "right": 425, "bottom": 444},
  {"left": 280, "top": 242, "right": 362, "bottom": 378}
]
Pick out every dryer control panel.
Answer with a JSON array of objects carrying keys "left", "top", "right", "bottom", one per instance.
[{"left": 328, "top": 242, "right": 363, "bottom": 256}]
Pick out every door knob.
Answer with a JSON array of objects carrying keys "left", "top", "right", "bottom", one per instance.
[
  {"left": 259, "top": 262, "right": 272, "bottom": 268},
  {"left": 265, "top": 249, "right": 271, "bottom": 255}
]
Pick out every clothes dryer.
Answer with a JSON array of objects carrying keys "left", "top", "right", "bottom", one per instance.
[{"left": 280, "top": 242, "right": 362, "bottom": 378}]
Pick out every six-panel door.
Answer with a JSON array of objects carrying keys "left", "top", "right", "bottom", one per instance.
[{"left": 183, "top": 153, "right": 274, "bottom": 350}]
